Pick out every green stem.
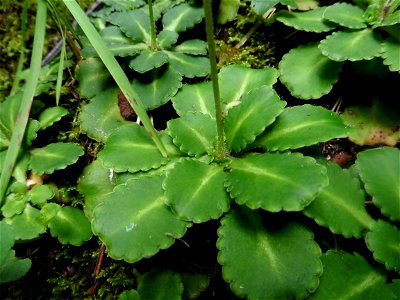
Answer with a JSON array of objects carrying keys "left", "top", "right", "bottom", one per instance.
[
  {"left": 203, "top": 0, "right": 225, "bottom": 161},
  {"left": 0, "top": 0, "right": 47, "bottom": 203},
  {"left": 148, "top": 0, "right": 157, "bottom": 49}
]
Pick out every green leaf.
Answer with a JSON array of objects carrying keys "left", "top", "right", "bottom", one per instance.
[
  {"left": 162, "top": 3, "right": 204, "bottom": 33},
  {"left": 78, "top": 160, "right": 116, "bottom": 221},
  {"left": 4, "top": 204, "right": 46, "bottom": 240},
  {"left": 40, "top": 203, "right": 61, "bottom": 223},
  {"left": 157, "top": 30, "right": 179, "bottom": 50},
  {"left": 80, "top": 88, "right": 130, "bottom": 143},
  {"left": 219, "top": 65, "right": 279, "bottom": 105},
  {"left": 226, "top": 152, "right": 328, "bottom": 212},
  {"left": 47, "top": 206, "right": 93, "bottom": 246},
  {"left": 225, "top": 86, "right": 286, "bottom": 152},
  {"left": 341, "top": 101, "right": 400, "bottom": 146},
  {"left": 304, "top": 161, "right": 374, "bottom": 238},
  {"left": 0, "top": 250, "right": 31, "bottom": 283},
  {"left": 252, "top": 0, "right": 297, "bottom": 15},
  {"left": 119, "top": 290, "right": 141, "bottom": 300},
  {"left": 366, "top": 220, "right": 400, "bottom": 272},
  {"left": 356, "top": 147, "right": 400, "bottom": 221},
  {"left": 217, "top": 0, "right": 240, "bottom": 24},
  {"left": 29, "top": 143, "right": 84, "bottom": 175},
  {"left": 92, "top": 176, "right": 189, "bottom": 262},
  {"left": 167, "top": 113, "right": 217, "bottom": 157},
  {"left": 382, "top": 36, "right": 400, "bottom": 72},
  {"left": 276, "top": 7, "right": 338, "bottom": 32},
  {"left": 173, "top": 40, "right": 207, "bottom": 55},
  {"left": 100, "top": 26, "right": 148, "bottom": 57},
  {"left": 181, "top": 273, "right": 210, "bottom": 299},
  {"left": 98, "top": 124, "right": 168, "bottom": 173},
  {"left": 217, "top": 207, "right": 322, "bottom": 299},
  {"left": 309, "top": 251, "right": 393, "bottom": 299},
  {"left": 171, "top": 82, "right": 214, "bottom": 117},
  {"left": 1, "top": 194, "right": 28, "bottom": 218},
  {"left": 0, "top": 222, "right": 31, "bottom": 283},
  {"left": 319, "top": 29, "right": 383, "bottom": 61},
  {"left": 254, "top": 105, "right": 350, "bottom": 151},
  {"left": 279, "top": 43, "right": 344, "bottom": 99},
  {"left": 28, "top": 184, "right": 55, "bottom": 205},
  {"left": 138, "top": 269, "right": 183, "bottom": 300},
  {"left": 38, "top": 106, "right": 68, "bottom": 130},
  {"left": 75, "top": 58, "right": 113, "bottom": 98},
  {"left": 164, "top": 159, "right": 230, "bottom": 223},
  {"left": 323, "top": 3, "right": 367, "bottom": 29},
  {"left": 109, "top": 10, "right": 151, "bottom": 43},
  {"left": 166, "top": 52, "right": 210, "bottom": 77},
  {"left": 102, "top": 0, "right": 144, "bottom": 11},
  {"left": 129, "top": 50, "right": 169, "bottom": 73},
  {"left": 133, "top": 66, "right": 182, "bottom": 110}
]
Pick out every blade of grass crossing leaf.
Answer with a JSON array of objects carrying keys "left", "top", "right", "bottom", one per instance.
[
  {"left": 62, "top": 0, "right": 167, "bottom": 157},
  {"left": 0, "top": 0, "right": 47, "bottom": 203}
]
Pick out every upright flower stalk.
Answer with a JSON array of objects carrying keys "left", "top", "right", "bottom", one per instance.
[
  {"left": 148, "top": 0, "right": 157, "bottom": 49},
  {"left": 203, "top": 0, "right": 225, "bottom": 161}
]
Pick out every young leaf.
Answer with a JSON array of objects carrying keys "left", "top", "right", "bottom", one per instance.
[
  {"left": 217, "top": 0, "right": 240, "bottom": 24},
  {"left": 47, "top": 206, "right": 93, "bottom": 246},
  {"left": 98, "top": 123, "right": 168, "bottom": 173},
  {"left": 138, "top": 269, "right": 183, "bottom": 300},
  {"left": 29, "top": 143, "right": 84, "bottom": 175},
  {"left": 28, "top": 184, "right": 55, "bottom": 205},
  {"left": 382, "top": 36, "right": 400, "bottom": 72},
  {"left": 92, "top": 176, "right": 189, "bottom": 262},
  {"left": 157, "top": 30, "right": 179, "bottom": 49},
  {"left": 304, "top": 161, "right": 374, "bottom": 238},
  {"left": 1, "top": 194, "right": 28, "bottom": 218},
  {"left": 109, "top": 10, "right": 151, "bottom": 43},
  {"left": 217, "top": 207, "right": 322, "bottom": 299},
  {"left": 225, "top": 86, "right": 286, "bottom": 152},
  {"left": 276, "top": 7, "right": 338, "bottom": 32},
  {"left": 366, "top": 220, "right": 400, "bottom": 272},
  {"left": 129, "top": 50, "right": 169, "bottom": 73},
  {"left": 356, "top": 147, "right": 400, "bottom": 221},
  {"left": 173, "top": 40, "right": 207, "bottom": 55},
  {"left": 319, "top": 29, "right": 383, "bottom": 61},
  {"left": 254, "top": 104, "right": 350, "bottom": 151},
  {"left": 309, "top": 251, "right": 394, "bottom": 299},
  {"left": 323, "top": 3, "right": 367, "bottom": 29},
  {"left": 226, "top": 152, "right": 328, "bottom": 212},
  {"left": 171, "top": 81, "right": 214, "bottom": 117},
  {"left": 133, "top": 66, "right": 182, "bottom": 110},
  {"left": 80, "top": 88, "right": 130, "bottom": 143},
  {"left": 167, "top": 113, "right": 217, "bottom": 157},
  {"left": 279, "top": 43, "right": 344, "bottom": 99},
  {"left": 164, "top": 159, "right": 230, "bottom": 223},
  {"left": 38, "top": 106, "right": 68, "bottom": 130},
  {"left": 4, "top": 204, "right": 46, "bottom": 240},
  {"left": 118, "top": 290, "right": 141, "bottom": 300},
  {"left": 219, "top": 65, "right": 279, "bottom": 105},
  {"left": 162, "top": 3, "right": 204, "bottom": 33}
]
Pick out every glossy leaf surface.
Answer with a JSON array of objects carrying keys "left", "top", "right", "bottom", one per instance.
[
  {"left": 254, "top": 104, "right": 350, "bottom": 151},
  {"left": 92, "top": 176, "right": 189, "bottom": 262},
  {"left": 323, "top": 3, "right": 367, "bottom": 29},
  {"left": 162, "top": 3, "right": 204, "bottom": 33},
  {"left": 309, "top": 251, "right": 393, "bottom": 299},
  {"left": 304, "top": 161, "right": 374, "bottom": 238},
  {"left": 166, "top": 52, "right": 210, "bottom": 77},
  {"left": 356, "top": 147, "right": 400, "bottom": 221},
  {"left": 217, "top": 207, "right": 322, "bottom": 299},
  {"left": 38, "top": 107, "right": 68, "bottom": 130},
  {"left": 366, "top": 220, "right": 400, "bottom": 272},
  {"left": 168, "top": 113, "right": 216, "bottom": 157},
  {"left": 279, "top": 43, "right": 343, "bottom": 99},
  {"left": 98, "top": 124, "right": 168, "bottom": 173},
  {"left": 319, "top": 29, "right": 383, "bottom": 61},
  {"left": 138, "top": 269, "right": 183, "bottom": 300},
  {"left": 129, "top": 50, "right": 169, "bottom": 73},
  {"left": 226, "top": 152, "right": 328, "bottom": 212},
  {"left": 109, "top": 10, "right": 151, "bottom": 43},
  {"left": 164, "top": 159, "right": 229, "bottom": 223},
  {"left": 225, "top": 86, "right": 285, "bottom": 152}
]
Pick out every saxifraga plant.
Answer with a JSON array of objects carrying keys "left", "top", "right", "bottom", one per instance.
[{"left": 67, "top": 0, "right": 399, "bottom": 298}]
